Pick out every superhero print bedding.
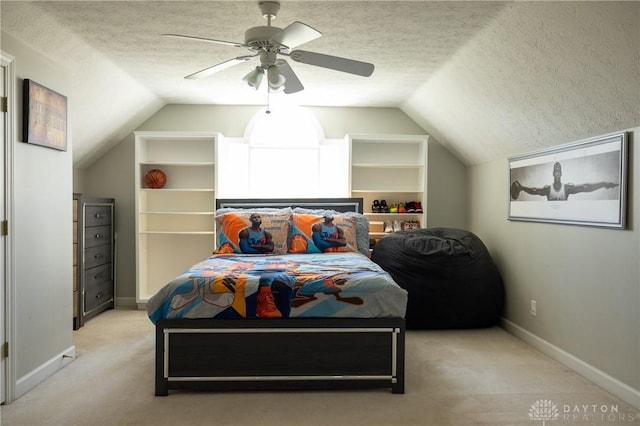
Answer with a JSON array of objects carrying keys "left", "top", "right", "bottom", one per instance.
[{"left": 147, "top": 252, "right": 407, "bottom": 322}]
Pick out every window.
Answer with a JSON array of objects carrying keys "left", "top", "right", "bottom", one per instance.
[{"left": 217, "top": 106, "right": 348, "bottom": 198}]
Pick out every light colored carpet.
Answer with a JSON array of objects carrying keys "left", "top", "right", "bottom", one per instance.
[{"left": 1, "top": 308, "right": 638, "bottom": 426}]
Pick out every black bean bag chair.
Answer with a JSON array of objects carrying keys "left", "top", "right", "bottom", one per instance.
[{"left": 371, "top": 228, "right": 505, "bottom": 329}]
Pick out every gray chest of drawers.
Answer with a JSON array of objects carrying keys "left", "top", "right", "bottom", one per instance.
[{"left": 74, "top": 195, "right": 115, "bottom": 328}]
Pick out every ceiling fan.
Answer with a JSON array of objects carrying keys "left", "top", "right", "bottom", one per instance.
[{"left": 163, "top": 0, "right": 375, "bottom": 94}]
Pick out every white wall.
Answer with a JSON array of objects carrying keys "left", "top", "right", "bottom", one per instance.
[
  {"left": 468, "top": 128, "right": 640, "bottom": 406},
  {"left": 1, "top": 32, "right": 74, "bottom": 401}
]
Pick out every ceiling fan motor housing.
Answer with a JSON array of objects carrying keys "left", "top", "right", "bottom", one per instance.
[
  {"left": 246, "top": 1, "right": 283, "bottom": 50},
  {"left": 245, "top": 26, "right": 282, "bottom": 50}
]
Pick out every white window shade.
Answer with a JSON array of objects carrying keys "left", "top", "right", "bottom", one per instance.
[
  {"left": 217, "top": 107, "right": 349, "bottom": 198},
  {"left": 249, "top": 147, "right": 319, "bottom": 198},
  {"left": 249, "top": 106, "right": 319, "bottom": 148},
  {"left": 216, "top": 138, "right": 250, "bottom": 198}
]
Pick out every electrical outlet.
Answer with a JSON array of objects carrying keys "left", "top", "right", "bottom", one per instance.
[{"left": 531, "top": 299, "right": 537, "bottom": 316}]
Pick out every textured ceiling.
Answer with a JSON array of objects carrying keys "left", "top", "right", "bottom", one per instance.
[
  {"left": 1, "top": 1, "right": 638, "bottom": 168},
  {"left": 2, "top": 1, "right": 505, "bottom": 106}
]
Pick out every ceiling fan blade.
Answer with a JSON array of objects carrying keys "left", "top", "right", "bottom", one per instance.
[
  {"left": 289, "top": 50, "right": 374, "bottom": 77},
  {"left": 275, "top": 60, "right": 304, "bottom": 94},
  {"left": 271, "top": 21, "right": 322, "bottom": 50},
  {"left": 162, "top": 33, "right": 246, "bottom": 48},
  {"left": 185, "top": 56, "right": 256, "bottom": 79}
]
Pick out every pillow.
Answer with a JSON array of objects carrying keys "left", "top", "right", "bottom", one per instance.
[
  {"left": 289, "top": 212, "right": 359, "bottom": 254},
  {"left": 292, "top": 208, "right": 369, "bottom": 256},
  {"left": 215, "top": 208, "right": 292, "bottom": 255}
]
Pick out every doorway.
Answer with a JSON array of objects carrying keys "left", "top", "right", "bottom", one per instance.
[{"left": 1, "top": 50, "right": 16, "bottom": 404}]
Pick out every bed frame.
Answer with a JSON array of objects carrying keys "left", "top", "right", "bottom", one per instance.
[{"left": 154, "top": 198, "right": 406, "bottom": 395}]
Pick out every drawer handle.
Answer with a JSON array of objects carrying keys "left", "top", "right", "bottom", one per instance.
[
  {"left": 95, "top": 213, "right": 102, "bottom": 219},
  {"left": 96, "top": 292, "right": 102, "bottom": 299},
  {"left": 94, "top": 254, "right": 102, "bottom": 259},
  {"left": 94, "top": 233, "right": 102, "bottom": 239}
]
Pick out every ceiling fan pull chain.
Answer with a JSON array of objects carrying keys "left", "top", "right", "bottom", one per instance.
[{"left": 266, "top": 85, "right": 271, "bottom": 114}]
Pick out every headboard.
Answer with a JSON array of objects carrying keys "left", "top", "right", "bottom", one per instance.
[{"left": 216, "top": 197, "right": 364, "bottom": 214}]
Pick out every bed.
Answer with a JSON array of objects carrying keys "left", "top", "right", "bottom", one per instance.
[{"left": 147, "top": 198, "right": 407, "bottom": 395}]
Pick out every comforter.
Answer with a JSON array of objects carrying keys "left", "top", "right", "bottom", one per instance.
[{"left": 147, "top": 252, "right": 407, "bottom": 322}]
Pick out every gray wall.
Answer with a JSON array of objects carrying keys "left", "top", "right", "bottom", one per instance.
[
  {"left": 80, "top": 105, "right": 467, "bottom": 304},
  {"left": 468, "top": 128, "right": 640, "bottom": 395},
  {"left": 2, "top": 33, "right": 74, "bottom": 398},
  {"left": 426, "top": 139, "right": 467, "bottom": 227}
]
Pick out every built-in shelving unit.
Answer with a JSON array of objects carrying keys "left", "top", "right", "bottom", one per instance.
[
  {"left": 135, "top": 131, "right": 220, "bottom": 304},
  {"left": 348, "top": 134, "right": 429, "bottom": 238}
]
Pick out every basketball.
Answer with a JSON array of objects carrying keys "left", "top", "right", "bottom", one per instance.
[
  {"left": 145, "top": 169, "right": 167, "bottom": 189},
  {"left": 510, "top": 181, "right": 521, "bottom": 200},
  {"left": 289, "top": 234, "right": 308, "bottom": 253}
]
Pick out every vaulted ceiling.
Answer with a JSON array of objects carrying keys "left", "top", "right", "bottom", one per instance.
[{"left": 1, "top": 1, "right": 638, "bottom": 169}]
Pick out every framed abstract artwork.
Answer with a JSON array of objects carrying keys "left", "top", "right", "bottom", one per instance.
[
  {"left": 23, "top": 79, "right": 68, "bottom": 151},
  {"left": 508, "top": 132, "right": 628, "bottom": 228}
]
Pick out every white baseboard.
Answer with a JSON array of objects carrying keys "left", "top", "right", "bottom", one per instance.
[
  {"left": 15, "top": 345, "right": 75, "bottom": 400},
  {"left": 501, "top": 318, "right": 640, "bottom": 409}
]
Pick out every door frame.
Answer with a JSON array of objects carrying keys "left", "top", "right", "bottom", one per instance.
[{"left": 1, "top": 50, "right": 16, "bottom": 404}]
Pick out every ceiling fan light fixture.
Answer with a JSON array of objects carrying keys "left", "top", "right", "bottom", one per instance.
[
  {"left": 243, "top": 67, "right": 264, "bottom": 90},
  {"left": 267, "top": 66, "right": 286, "bottom": 91}
]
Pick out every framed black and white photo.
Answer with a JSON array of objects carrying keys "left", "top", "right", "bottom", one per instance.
[{"left": 508, "top": 132, "right": 628, "bottom": 228}]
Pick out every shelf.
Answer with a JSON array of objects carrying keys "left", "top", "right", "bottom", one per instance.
[
  {"left": 140, "top": 161, "right": 214, "bottom": 167},
  {"left": 140, "top": 212, "right": 213, "bottom": 232},
  {"left": 138, "top": 190, "right": 214, "bottom": 214},
  {"left": 136, "top": 232, "right": 215, "bottom": 303},
  {"left": 351, "top": 189, "right": 421, "bottom": 193},
  {"left": 365, "top": 213, "right": 423, "bottom": 217},
  {"left": 352, "top": 163, "right": 422, "bottom": 169},
  {"left": 139, "top": 211, "right": 215, "bottom": 215},
  {"left": 135, "top": 131, "right": 219, "bottom": 304},
  {"left": 136, "top": 133, "right": 216, "bottom": 164},
  {"left": 139, "top": 231, "right": 215, "bottom": 235},
  {"left": 348, "top": 134, "right": 428, "bottom": 229},
  {"left": 350, "top": 137, "right": 426, "bottom": 166},
  {"left": 351, "top": 167, "right": 422, "bottom": 192},
  {"left": 139, "top": 188, "right": 214, "bottom": 192}
]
